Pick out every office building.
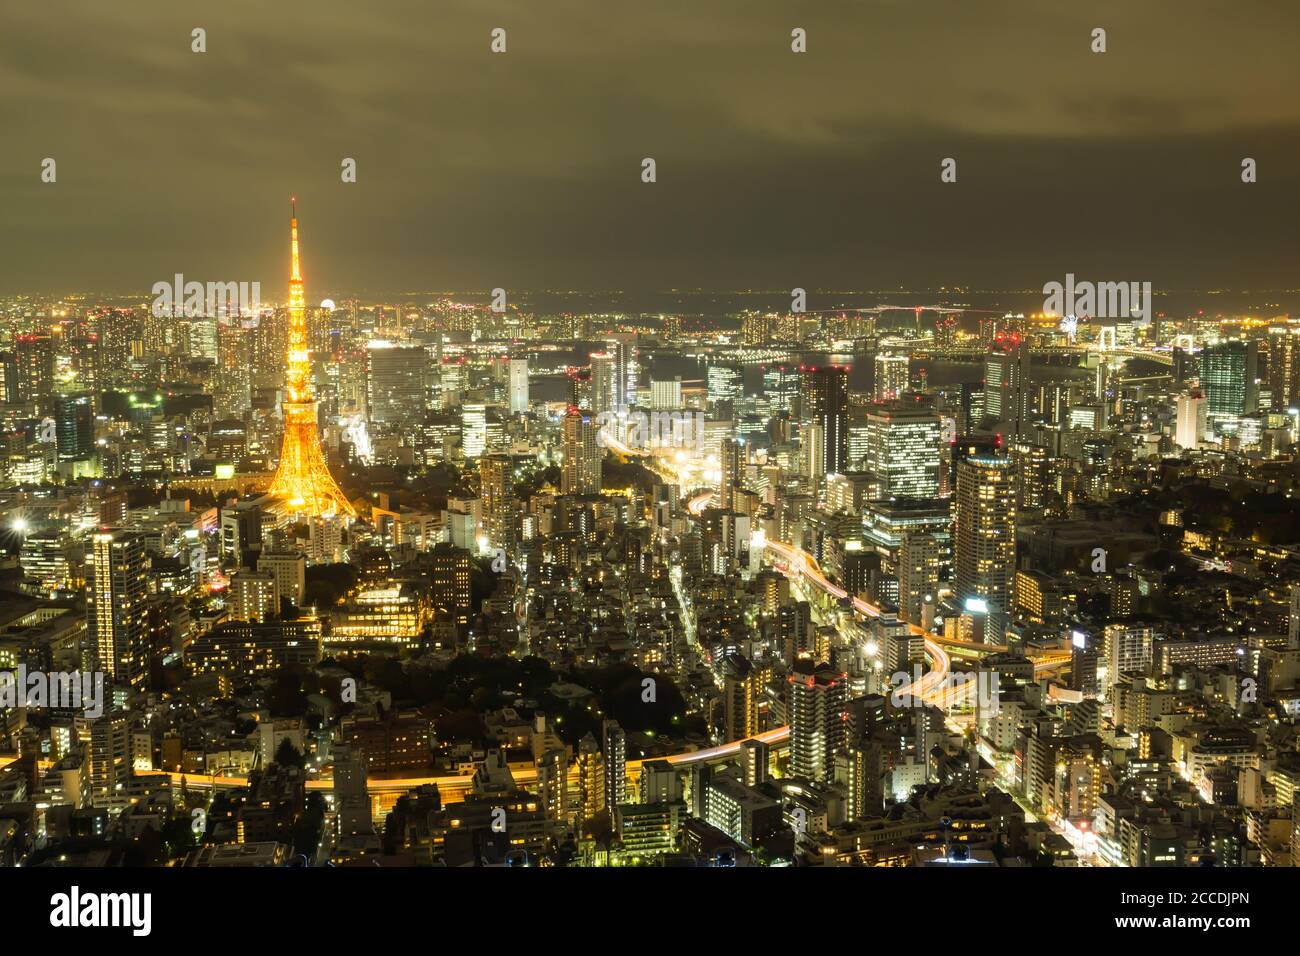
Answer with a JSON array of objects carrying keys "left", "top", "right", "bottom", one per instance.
[
  {"left": 366, "top": 342, "right": 427, "bottom": 426},
  {"left": 800, "top": 365, "right": 848, "bottom": 478},
  {"left": 461, "top": 403, "right": 487, "bottom": 459},
  {"left": 54, "top": 392, "right": 94, "bottom": 462},
  {"left": 1201, "top": 340, "right": 1258, "bottom": 420},
  {"left": 864, "top": 405, "right": 942, "bottom": 499},
  {"left": 650, "top": 376, "right": 682, "bottom": 410},
  {"left": 984, "top": 336, "right": 1029, "bottom": 434}
]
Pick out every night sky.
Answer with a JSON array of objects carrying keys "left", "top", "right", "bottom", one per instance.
[{"left": 3, "top": 0, "right": 1299, "bottom": 295}]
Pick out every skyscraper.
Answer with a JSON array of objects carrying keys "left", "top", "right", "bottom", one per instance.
[
  {"left": 718, "top": 438, "right": 742, "bottom": 512},
  {"left": 1201, "top": 340, "right": 1258, "bottom": 420},
  {"left": 706, "top": 363, "right": 743, "bottom": 412},
  {"left": 87, "top": 530, "right": 149, "bottom": 690},
  {"left": 799, "top": 365, "right": 848, "bottom": 478},
  {"left": 954, "top": 455, "right": 1017, "bottom": 642},
  {"left": 788, "top": 659, "right": 847, "bottom": 783},
  {"left": 266, "top": 201, "right": 356, "bottom": 518},
  {"left": 898, "top": 531, "right": 941, "bottom": 626},
  {"left": 15, "top": 334, "right": 54, "bottom": 412},
  {"left": 722, "top": 653, "right": 761, "bottom": 741},
  {"left": 864, "top": 405, "right": 942, "bottom": 499},
  {"left": 54, "top": 391, "right": 94, "bottom": 462},
  {"left": 480, "top": 453, "right": 516, "bottom": 551},
  {"left": 562, "top": 409, "right": 601, "bottom": 495},
  {"left": 565, "top": 365, "right": 592, "bottom": 409},
  {"left": 0, "top": 350, "right": 17, "bottom": 404},
  {"left": 508, "top": 357, "right": 529, "bottom": 415},
  {"left": 984, "top": 335, "right": 1029, "bottom": 434},
  {"left": 602, "top": 718, "right": 626, "bottom": 812},
  {"left": 366, "top": 341, "right": 427, "bottom": 426},
  {"left": 1267, "top": 326, "right": 1300, "bottom": 411},
  {"left": 589, "top": 352, "right": 616, "bottom": 415},
  {"left": 1175, "top": 390, "right": 1207, "bottom": 449},
  {"left": 873, "top": 353, "right": 909, "bottom": 401},
  {"left": 606, "top": 332, "right": 638, "bottom": 409},
  {"left": 461, "top": 403, "right": 487, "bottom": 459}
]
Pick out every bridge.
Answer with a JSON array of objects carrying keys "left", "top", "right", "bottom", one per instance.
[{"left": 908, "top": 343, "right": 1176, "bottom": 367}]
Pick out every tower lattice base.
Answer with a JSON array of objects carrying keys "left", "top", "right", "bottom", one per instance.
[{"left": 267, "top": 400, "right": 356, "bottom": 518}]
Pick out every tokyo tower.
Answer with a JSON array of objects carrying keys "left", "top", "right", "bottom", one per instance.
[{"left": 266, "top": 200, "right": 356, "bottom": 518}]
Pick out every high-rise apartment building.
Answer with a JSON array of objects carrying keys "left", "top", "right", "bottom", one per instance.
[
  {"left": 602, "top": 719, "right": 626, "bottom": 812},
  {"left": 873, "top": 353, "right": 909, "bottom": 401},
  {"left": 231, "top": 570, "right": 278, "bottom": 623},
  {"left": 562, "top": 409, "right": 601, "bottom": 495},
  {"left": 1175, "top": 390, "right": 1207, "bottom": 449},
  {"left": 898, "top": 531, "right": 942, "bottom": 626},
  {"left": 788, "top": 660, "right": 847, "bottom": 782},
  {"left": 589, "top": 352, "right": 616, "bottom": 415},
  {"left": 953, "top": 454, "right": 1017, "bottom": 642},
  {"left": 722, "top": 653, "right": 761, "bottom": 741},
  {"left": 508, "top": 357, "right": 529, "bottom": 415},
  {"left": 480, "top": 453, "right": 517, "bottom": 551},
  {"left": 718, "top": 438, "right": 742, "bottom": 512},
  {"left": 87, "top": 530, "right": 150, "bottom": 690}
]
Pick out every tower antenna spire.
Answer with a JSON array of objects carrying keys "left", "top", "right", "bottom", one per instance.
[{"left": 266, "top": 197, "right": 356, "bottom": 518}]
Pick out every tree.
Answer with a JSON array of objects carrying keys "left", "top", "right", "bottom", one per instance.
[
  {"left": 292, "top": 792, "right": 327, "bottom": 857},
  {"left": 161, "top": 813, "right": 198, "bottom": 859},
  {"left": 274, "top": 737, "right": 305, "bottom": 768},
  {"left": 304, "top": 563, "right": 359, "bottom": 607}
]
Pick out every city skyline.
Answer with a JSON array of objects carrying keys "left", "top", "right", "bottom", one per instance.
[{"left": 4, "top": 2, "right": 1300, "bottom": 915}]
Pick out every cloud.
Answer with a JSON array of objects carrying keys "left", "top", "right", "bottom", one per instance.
[{"left": 2, "top": 0, "right": 1298, "bottom": 293}]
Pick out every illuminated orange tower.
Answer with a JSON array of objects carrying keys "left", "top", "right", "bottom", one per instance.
[{"left": 266, "top": 200, "right": 356, "bottom": 518}]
